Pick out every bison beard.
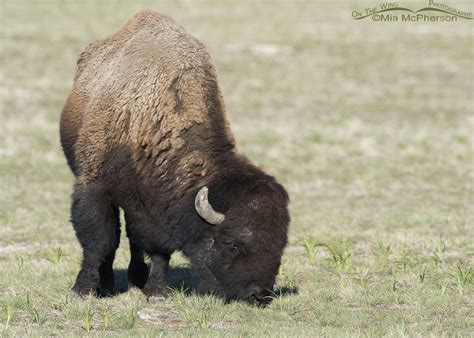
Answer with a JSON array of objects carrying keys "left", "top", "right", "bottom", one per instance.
[{"left": 60, "top": 10, "right": 290, "bottom": 306}]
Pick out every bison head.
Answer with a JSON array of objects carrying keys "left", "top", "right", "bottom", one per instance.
[{"left": 187, "top": 181, "right": 289, "bottom": 307}]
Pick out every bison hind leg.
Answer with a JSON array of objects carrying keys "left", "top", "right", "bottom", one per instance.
[{"left": 71, "top": 181, "right": 120, "bottom": 297}]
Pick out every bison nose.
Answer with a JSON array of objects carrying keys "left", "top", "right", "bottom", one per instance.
[{"left": 247, "top": 286, "right": 272, "bottom": 307}]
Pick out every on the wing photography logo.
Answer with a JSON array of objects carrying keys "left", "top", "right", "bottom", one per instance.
[{"left": 352, "top": 0, "right": 473, "bottom": 22}]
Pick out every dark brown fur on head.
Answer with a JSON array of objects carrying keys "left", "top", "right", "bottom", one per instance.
[{"left": 60, "top": 10, "right": 289, "bottom": 306}]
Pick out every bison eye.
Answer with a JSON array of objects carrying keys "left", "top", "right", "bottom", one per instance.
[{"left": 224, "top": 241, "right": 240, "bottom": 252}]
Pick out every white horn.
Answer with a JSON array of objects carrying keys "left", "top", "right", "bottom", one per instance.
[{"left": 195, "top": 186, "right": 225, "bottom": 225}]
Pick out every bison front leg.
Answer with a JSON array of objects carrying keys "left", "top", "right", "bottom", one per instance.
[
  {"left": 70, "top": 181, "right": 120, "bottom": 297},
  {"left": 143, "top": 252, "right": 170, "bottom": 302}
]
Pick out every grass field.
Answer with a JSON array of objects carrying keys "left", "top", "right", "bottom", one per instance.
[{"left": 1, "top": 0, "right": 473, "bottom": 336}]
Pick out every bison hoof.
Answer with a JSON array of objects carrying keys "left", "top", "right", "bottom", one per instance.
[
  {"left": 148, "top": 295, "right": 168, "bottom": 303},
  {"left": 70, "top": 286, "right": 97, "bottom": 299},
  {"left": 144, "top": 286, "right": 169, "bottom": 303},
  {"left": 97, "top": 287, "right": 115, "bottom": 298},
  {"left": 128, "top": 277, "right": 147, "bottom": 290}
]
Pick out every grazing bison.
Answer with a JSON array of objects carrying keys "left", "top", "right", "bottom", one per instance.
[{"left": 60, "top": 10, "right": 289, "bottom": 306}]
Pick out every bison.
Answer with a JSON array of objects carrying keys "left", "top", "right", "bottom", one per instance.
[{"left": 60, "top": 10, "right": 290, "bottom": 306}]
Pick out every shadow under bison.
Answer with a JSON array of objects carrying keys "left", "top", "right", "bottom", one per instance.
[{"left": 113, "top": 266, "right": 298, "bottom": 304}]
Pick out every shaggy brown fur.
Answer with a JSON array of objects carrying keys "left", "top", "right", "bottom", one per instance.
[
  {"left": 60, "top": 10, "right": 289, "bottom": 306},
  {"left": 61, "top": 11, "right": 234, "bottom": 187}
]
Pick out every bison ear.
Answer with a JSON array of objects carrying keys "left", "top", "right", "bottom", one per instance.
[{"left": 195, "top": 186, "right": 225, "bottom": 225}]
